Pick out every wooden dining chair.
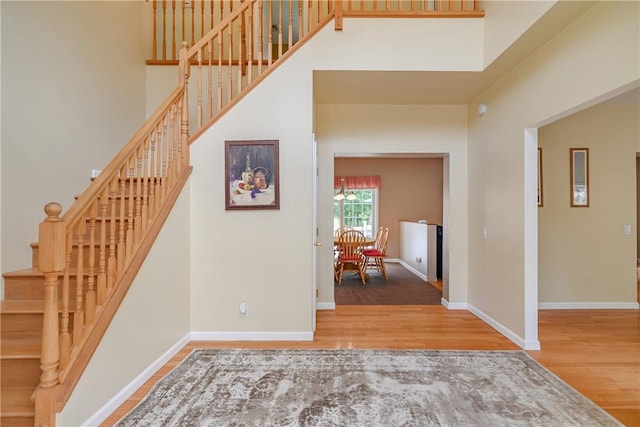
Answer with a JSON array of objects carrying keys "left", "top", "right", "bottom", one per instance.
[
  {"left": 363, "top": 227, "right": 389, "bottom": 279},
  {"left": 335, "top": 229, "right": 367, "bottom": 285},
  {"left": 367, "top": 226, "right": 384, "bottom": 250}
]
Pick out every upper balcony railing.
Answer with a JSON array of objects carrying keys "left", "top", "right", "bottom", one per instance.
[{"left": 148, "top": 0, "right": 484, "bottom": 64}]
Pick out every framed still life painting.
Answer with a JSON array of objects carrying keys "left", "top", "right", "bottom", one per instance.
[{"left": 225, "top": 140, "right": 280, "bottom": 210}]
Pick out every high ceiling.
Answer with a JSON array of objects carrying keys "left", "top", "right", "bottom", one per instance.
[{"left": 314, "top": 1, "right": 597, "bottom": 106}]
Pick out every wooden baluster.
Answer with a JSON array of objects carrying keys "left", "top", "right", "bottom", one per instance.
[
  {"left": 335, "top": 0, "right": 343, "bottom": 30},
  {"left": 152, "top": 0, "right": 158, "bottom": 61},
  {"left": 97, "top": 187, "right": 108, "bottom": 305},
  {"left": 86, "top": 201, "right": 97, "bottom": 324},
  {"left": 117, "top": 166, "right": 127, "bottom": 272},
  {"left": 171, "top": 0, "right": 177, "bottom": 60},
  {"left": 228, "top": 23, "right": 233, "bottom": 102},
  {"left": 474, "top": 0, "right": 479, "bottom": 12},
  {"left": 162, "top": 0, "right": 167, "bottom": 61},
  {"left": 190, "top": 0, "right": 195, "bottom": 46},
  {"left": 142, "top": 139, "right": 150, "bottom": 233},
  {"left": 155, "top": 125, "right": 163, "bottom": 210},
  {"left": 197, "top": 49, "right": 203, "bottom": 128},
  {"left": 307, "top": 0, "right": 311, "bottom": 32},
  {"left": 108, "top": 177, "right": 118, "bottom": 290},
  {"left": 134, "top": 147, "right": 143, "bottom": 246},
  {"left": 278, "top": 0, "right": 283, "bottom": 58},
  {"left": 258, "top": 1, "right": 263, "bottom": 74},
  {"left": 159, "top": 115, "right": 169, "bottom": 204},
  {"left": 181, "top": 101, "right": 190, "bottom": 170},
  {"left": 219, "top": 0, "right": 224, "bottom": 31},
  {"left": 169, "top": 104, "right": 178, "bottom": 183},
  {"left": 73, "top": 217, "right": 85, "bottom": 346},
  {"left": 180, "top": 42, "right": 190, "bottom": 168},
  {"left": 297, "top": 0, "right": 302, "bottom": 41},
  {"left": 181, "top": 0, "right": 186, "bottom": 51},
  {"left": 288, "top": 0, "right": 293, "bottom": 49},
  {"left": 218, "top": 33, "right": 223, "bottom": 111},
  {"left": 200, "top": 0, "right": 205, "bottom": 40},
  {"left": 126, "top": 157, "right": 135, "bottom": 259},
  {"left": 37, "top": 202, "right": 65, "bottom": 401},
  {"left": 210, "top": 0, "right": 214, "bottom": 31},
  {"left": 248, "top": 5, "right": 253, "bottom": 83},
  {"left": 268, "top": 1, "right": 273, "bottom": 66},
  {"left": 165, "top": 109, "right": 173, "bottom": 189},
  {"left": 208, "top": 40, "right": 213, "bottom": 118},
  {"left": 240, "top": 8, "right": 247, "bottom": 77},
  {"left": 149, "top": 131, "right": 158, "bottom": 219},
  {"left": 59, "top": 229, "right": 72, "bottom": 371}
]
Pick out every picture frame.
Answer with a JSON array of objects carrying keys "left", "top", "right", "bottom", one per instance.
[
  {"left": 225, "top": 140, "right": 279, "bottom": 210},
  {"left": 570, "top": 148, "right": 589, "bottom": 207},
  {"left": 538, "top": 147, "right": 543, "bottom": 207}
]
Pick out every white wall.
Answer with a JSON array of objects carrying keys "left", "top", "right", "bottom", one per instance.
[
  {"left": 467, "top": 1, "right": 639, "bottom": 348},
  {"left": 482, "top": 0, "right": 554, "bottom": 66},
  {"left": 1, "top": 1, "right": 147, "bottom": 274},
  {"left": 188, "top": 17, "right": 480, "bottom": 336},
  {"left": 58, "top": 179, "right": 192, "bottom": 427},
  {"left": 316, "top": 104, "right": 468, "bottom": 307},
  {"left": 538, "top": 96, "right": 638, "bottom": 307}
]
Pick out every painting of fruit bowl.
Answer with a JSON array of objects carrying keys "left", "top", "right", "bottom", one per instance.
[{"left": 225, "top": 140, "right": 279, "bottom": 210}]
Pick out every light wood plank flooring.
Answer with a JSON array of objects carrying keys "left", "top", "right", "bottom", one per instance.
[{"left": 101, "top": 306, "right": 639, "bottom": 427}]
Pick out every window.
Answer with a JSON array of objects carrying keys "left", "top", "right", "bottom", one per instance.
[
  {"left": 334, "top": 188, "right": 378, "bottom": 239},
  {"left": 333, "top": 175, "right": 380, "bottom": 238}
]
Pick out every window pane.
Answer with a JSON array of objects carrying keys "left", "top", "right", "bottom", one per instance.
[{"left": 333, "top": 189, "right": 377, "bottom": 238}]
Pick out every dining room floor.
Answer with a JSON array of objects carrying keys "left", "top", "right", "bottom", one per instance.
[{"left": 334, "top": 262, "right": 442, "bottom": 305}]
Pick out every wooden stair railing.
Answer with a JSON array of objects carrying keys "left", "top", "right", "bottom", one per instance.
[
  {"left": 32, "top": 44, "right": 193, "bottom": 427},
  {"left": 28, "top": 1, "right": 484, "bottom": 425}
]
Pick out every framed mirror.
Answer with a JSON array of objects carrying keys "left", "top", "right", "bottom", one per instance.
[{"left": 570, "top": 148, "right": 589, "bottom": 207}]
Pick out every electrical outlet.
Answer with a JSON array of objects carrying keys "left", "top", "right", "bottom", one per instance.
[
  {"left": 239, "top": 302, "right": 249, "bottom": 317},
  {"left": 624, "top": 225, "right": 631, "bottom": 235}
]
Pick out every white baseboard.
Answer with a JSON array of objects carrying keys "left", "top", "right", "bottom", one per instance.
[
  {"left": 467, "top": 304, "right": 540, "bottom": 350},
  {"left": 82, "top": 333, "right": 191, "bottom": 426},
  {"left": 317, "top": 302, "right": 336, "bottom": 310},
  {"left": 441, "top": 298, "right": 467, "bottom": 310},
  {"left": 191, "top": 331, "right": 314, "bottom": 341},
  {"left": 398, "top": 260, "right": 428, "bottom": 282},
  {"left": 539, "top": 302, "right": 639, "bottom": 310}
]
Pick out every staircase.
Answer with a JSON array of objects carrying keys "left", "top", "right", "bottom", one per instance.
[
  {"left": 0, "top": 1, "right": 484, "bottom": 425},
  {"left": 0, "top": 183, "right": 145, "bottom": 427}
]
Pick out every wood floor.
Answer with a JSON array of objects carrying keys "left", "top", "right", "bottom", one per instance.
[{"left": 101, "top": 305, "right": 639, "bottom": 427}]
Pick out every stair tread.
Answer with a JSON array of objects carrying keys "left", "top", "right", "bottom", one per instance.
[
  {"left": 3, "top": 267, "right": 96, "bottom": 278},
  {"left": 1, "top": 300, "right": 44, "bottom": 313},
  {"left": 0, "top": 385, "right": 36, "bottom": 415},
  {"left": 2, "top": 267, "right": 43, "bottom": 277},
  {"left": 29, "top": 241, "right": 111, "bottom": 249},
  {"left": 0, "top": 331, "right": 41, "bottom": 358}
]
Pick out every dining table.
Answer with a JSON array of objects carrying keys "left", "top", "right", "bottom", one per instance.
[{"left": 333, "top": 237, "right": 376, "bottom": 247}]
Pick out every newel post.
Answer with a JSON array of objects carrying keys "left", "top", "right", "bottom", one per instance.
[
  {"left": 35, "top": 202, "right": 65, "bottom": 427},
  {"left": 39, "top": 203, "right": 65, "bottom": 387},
  {"left": 178, "top": 41, "right": 190, "bottom": 166}
]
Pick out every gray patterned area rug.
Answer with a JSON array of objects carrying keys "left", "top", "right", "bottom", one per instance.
[{"left": 115, "top": 349, "right": 621, "bottom": 427}]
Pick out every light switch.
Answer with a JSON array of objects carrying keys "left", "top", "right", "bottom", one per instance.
[
  {"left": 624, "top": 225, "right": 631, "bottom": 235},
  {"left": 483, "top": 227, "right": 488, "bottom": 239}
]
